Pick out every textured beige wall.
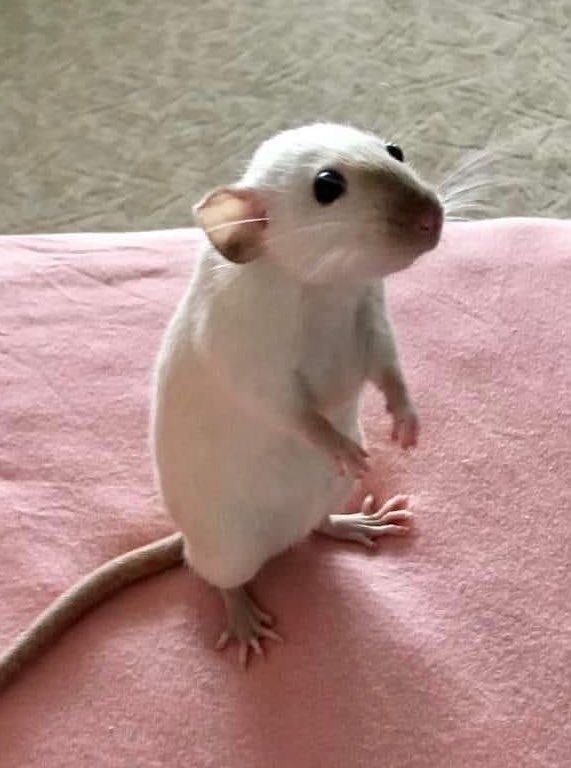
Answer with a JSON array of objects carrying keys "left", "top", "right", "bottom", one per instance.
[{"left": 1, "top": 0, "right": 569, "bottom": 234}]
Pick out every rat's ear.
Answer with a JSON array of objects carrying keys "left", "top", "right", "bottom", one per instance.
[{"left": 193, "top": 187, "right": 267, "bottom": 264}]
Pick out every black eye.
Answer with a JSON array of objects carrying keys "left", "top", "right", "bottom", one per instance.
[
  {"left": 386, "top": 143, "right": 404, "bottom": 162},
  {"left": 313, "top": 169, "right": 347, "bottom": 205}
]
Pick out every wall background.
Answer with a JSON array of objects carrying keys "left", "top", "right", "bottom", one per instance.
[{"left": 1, "top": 0, "right": 569, "bottom": 234}]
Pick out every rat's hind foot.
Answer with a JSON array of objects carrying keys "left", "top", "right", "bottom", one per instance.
[
  {"left": 216, "top": 586, "right": 282, "bottom": 668},
  {"left": 317, "top": 494, "right": 413, "bottom": 549}
]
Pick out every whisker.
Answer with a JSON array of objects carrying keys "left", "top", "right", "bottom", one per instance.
[
  {"left": 205, "top": 217, "right": 269, "bottom": 235},
  {"left": 444, "top": 197, "right": 493, "bottom": 211},
  {"left": 204, "top": 217, "right": 352, "bottom": 257},
  {"left": 443, "top": 196, "right": 496, "bottom": 215},
  {"left": 262, "top": 216, "right": 394, "bottom": 252},
  {"left": 305, "top": 246, "right": 347, "bottom": 282},
  {"left": 261, "top": 220, "right": 344, "bottom": 246},
  {"left": 441, "top": 178, "right": 505, "bottom": 202},
  {"left": 444, "top": 201, "right": 492, "bottom": 218},
  {"left": 437, "top": 150, "right": 495, "bottom": 190},
  {"left": 208, "top": 263, "right": 233, "bottom": 274}
]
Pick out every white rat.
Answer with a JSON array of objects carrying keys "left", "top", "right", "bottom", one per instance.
[
  {"left": 0, "top": 123, "right": 442, "bottom": 687},
  {"left": 151, "top": 122, "right": 442, "bottom": 664}
]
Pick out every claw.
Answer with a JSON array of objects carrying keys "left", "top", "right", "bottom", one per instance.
[
  {"left": 390, "top": 407, "right": 419, "bottom": 449},
  {"left": 361, "top": 494, "right": 375, "bottom": 515},
  {"left": 215, "top": 630, "right": 230, "bottom": 651},
  {"left": 259, "top": 626, "right": 283, "bottom": 643},
  {"left": 373, "top": 523, "right": 410, "bottom": 536},
  {"left": 250, "top": 637, "right": 264, "bottom": 657},
  {"left": 330, "top": 434, "right": 370, "bottom": 478},
  {"left": 246, "top": 596, "right": 274, "bottom": 626},
  {"left": 372, "top": 495, "right": 410, "bottom": 518},
  {"left": 379, "top": 509, "right": 414, "bottom": 525},
  {"left": 387, "top": 493, "right": 410, "bottom": 509},
  {"left": 253, "top": 608, "right": 274, "bottom": 626}
]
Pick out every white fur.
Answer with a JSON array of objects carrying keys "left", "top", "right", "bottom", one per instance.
[{"left": 150, "top": 123, "right": 441, "bottom": 590}]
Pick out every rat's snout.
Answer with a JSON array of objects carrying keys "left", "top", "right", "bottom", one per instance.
[
  {"left": 416, "top": 200, "right": 443, "bottom": 247},
  {"left": 383, "top": 175, "right": 443, "bottom": 253}
]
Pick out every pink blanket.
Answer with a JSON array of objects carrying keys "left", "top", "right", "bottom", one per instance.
[{"left": 0, "top": 221, "right": 569, "bottom": 767}]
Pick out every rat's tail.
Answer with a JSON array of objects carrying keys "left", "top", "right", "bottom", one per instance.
[{"left": 0, "top": 532, "right": 184, "bottom": 693}]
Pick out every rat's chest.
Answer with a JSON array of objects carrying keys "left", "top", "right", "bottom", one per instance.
[{"left": 298, "top": 291, "right": 367, "bottom": 408}]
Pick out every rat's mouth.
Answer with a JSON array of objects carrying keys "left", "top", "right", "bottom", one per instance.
[
  {"left": 417, "top": 203, "right": 443, "bottom": 250},
  {"left": 387, "top": 206, "right": 443, "bottom": 253}
]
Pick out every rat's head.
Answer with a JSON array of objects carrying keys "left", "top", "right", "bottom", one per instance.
[{"left": 195, "top": 123, "right": 443, "bottom": 284}]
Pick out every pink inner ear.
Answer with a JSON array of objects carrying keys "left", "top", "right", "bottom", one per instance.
[{"left": 194, "top": 188, "right": 267, "bottom": 260}]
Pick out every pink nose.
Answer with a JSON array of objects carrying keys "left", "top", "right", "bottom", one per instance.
[{"left": 418, "top": 205, "right": 443, "bottom": 239}]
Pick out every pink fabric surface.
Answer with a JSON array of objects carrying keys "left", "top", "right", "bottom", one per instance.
[{"left": 0, "top": 220, "right": 569, "bottom": 767}]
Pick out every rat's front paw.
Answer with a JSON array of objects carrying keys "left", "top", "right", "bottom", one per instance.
[
  {"left": 390, "top": 404, "right": 419, "bottom": 449},
  {"left": 304, "top": 410, "right": 370, "bottom": 478},
  {"left": 328, "top": 432, "right": 371, "bottom": 478}
]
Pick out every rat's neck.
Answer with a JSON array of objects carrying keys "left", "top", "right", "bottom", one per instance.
[
  {"left": 248, "top": 248, "right": 370, "bottom": 303},
  {"left": 197, "top": 244, "right": 370, "bottom": 329}
]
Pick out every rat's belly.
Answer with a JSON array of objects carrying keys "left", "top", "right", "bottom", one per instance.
[{"left": 154, "top": 390, "right": 359, "bottom": 587}]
